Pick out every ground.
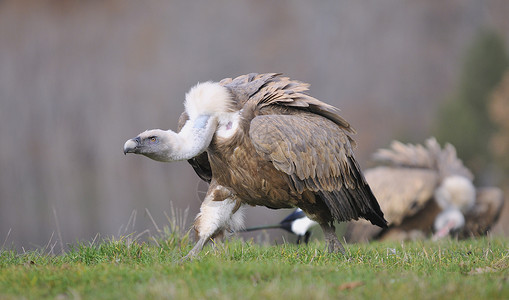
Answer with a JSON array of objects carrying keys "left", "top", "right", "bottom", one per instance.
[{"left": 0, "top": 235, "right": 507, "bottom": 299}]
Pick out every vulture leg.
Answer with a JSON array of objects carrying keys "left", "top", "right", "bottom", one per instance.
[
  {"left": 182, "top": 181, "right": 244, "bottom": 260},
  {"left": 319, "top": 222, "right": 346, "bottom": 255},
  {"left": 184, "top": 235, "right": 208, "bottom": 260}
]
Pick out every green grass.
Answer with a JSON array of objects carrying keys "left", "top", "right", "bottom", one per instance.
[{"left": 0, "top": 235, "right": 507, "bottom": 300}]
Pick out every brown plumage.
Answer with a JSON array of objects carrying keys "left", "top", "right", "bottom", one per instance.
[
  {"left": 344, "top": 138, "right": 504, "bottom": 243},
  {"left": 462, "top": 187, "right": 504, "bottom": 238},
  {"left": 124, "top": 73, "right": 387, "bottom": 258}
]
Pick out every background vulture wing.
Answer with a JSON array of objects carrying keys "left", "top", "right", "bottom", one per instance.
[
  {"left": 364, "top": 166, "right": 439, "bottom": 225},
  {"left": 344, "top": 166, "right": 438, "bottom": 242},
  {"left": 373, "top": 137, "right": 473, "bottom": 181},
  {"left": 249, "top": 113, "right": 386, "bottom": 226}
]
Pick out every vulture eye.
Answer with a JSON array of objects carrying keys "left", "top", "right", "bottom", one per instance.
[{"left": 149, "top": 136, "right": 157, "bottom": 143}]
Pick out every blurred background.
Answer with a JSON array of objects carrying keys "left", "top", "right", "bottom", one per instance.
[{"left": 1, "top": 0, "right": 508, "bottom": 251}]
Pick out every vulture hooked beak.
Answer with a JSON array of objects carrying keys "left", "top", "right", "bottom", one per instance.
[{"left": 123, "top": 137, "right": 140, "bottom": 155}]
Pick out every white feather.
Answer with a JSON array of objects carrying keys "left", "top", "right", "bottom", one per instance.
[
  {"left": 229, "top": 205, "right": 246, "bottom": 233},
  {"left": 434, "top": 175, "right": 475, "bottom": 212},
  {"left": 215, "top": 111, "right": 241, "bottom": 139},
  {"left": 184, "top": 82, "right": 233, "bottom": 119},
  {"left": 194, "top": 185, "right": 245, "bottom": 240}
]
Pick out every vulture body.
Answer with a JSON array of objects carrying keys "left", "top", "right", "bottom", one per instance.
[
  {"left": 124, "top": 73, "right": 387, "bottom": 258},
  {"left": 344, "top": 138, "right": 504, "bottom": 243}
]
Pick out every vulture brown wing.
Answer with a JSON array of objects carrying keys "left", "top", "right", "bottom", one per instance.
[
  {"left": 249, "top": 113, "right": 386, "bottom": 226},
  {"left": 364, "top": 166, "right": 439, "bottom": 226},
  {"left": 250, "top": 113, "right": 356, "bottom": 192}
]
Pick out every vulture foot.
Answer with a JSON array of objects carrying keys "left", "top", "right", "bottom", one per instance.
[
  {"left": 326, "top": 239, "right": 346, "bottom": 255},
  {"left": 181, "top": 237, "right": 208, "bottom": 261},
  {"left": 320, "top": 223, "right": 346, "bottom": 255}
]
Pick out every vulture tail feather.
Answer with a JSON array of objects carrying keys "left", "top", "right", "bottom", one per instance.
[{"left": 318, "top": 157, "right": 387, "bottom": 228}]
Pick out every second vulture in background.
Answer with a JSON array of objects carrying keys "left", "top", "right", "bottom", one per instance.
[{"left": 344, "top": 138, "right": 504, "bottom": 243}]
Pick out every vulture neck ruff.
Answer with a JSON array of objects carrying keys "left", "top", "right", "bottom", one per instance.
[
  {"left": 164, "top": 80, "right": 235, "bottom": 161},
  {"left": 434, "top": 175, "right": 475, "bottom": 212},
  {"left": 184, "top": 81, "right": 234, "bottom": 119}
]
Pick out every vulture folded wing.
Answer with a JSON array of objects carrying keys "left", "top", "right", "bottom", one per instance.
[
  {"left": 249, "top": 113, "right": 386, "bottom": 226},
  {"left": 363, "top": 166, "right": 439, "bottom": 226},
  {"left": 220, "top": 73, "right": 281, "bottom": 107}
]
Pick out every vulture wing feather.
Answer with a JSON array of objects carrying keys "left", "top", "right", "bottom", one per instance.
[
  {"left": 363, "top": 167, "right": 439, "bottom": 225},
  {"left": 249, "top": 114, "right": 385, "bottom": 227},
  {"left": 372, "top": 137, "right": 473, "bottom": 181}
]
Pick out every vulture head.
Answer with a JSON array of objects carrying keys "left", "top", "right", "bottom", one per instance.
[
  {"left": 432, "top": 208, "right": 465, "bottom": 240},
  {"left": 123, "top": 82, "right": 234, "bottom": 162},
  {"left": 432, "top": 175, "right": 475, "bottom": 239},
  {"left": 123, "top": 129, "right": 182, "bottom": 162}
]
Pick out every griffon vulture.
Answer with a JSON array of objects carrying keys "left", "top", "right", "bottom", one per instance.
[
  {"left": 124, "top": 73, "right": 387, "bottom": 258},
  {"left": 344, "top": 138, "right": 504, "bottom": 243}
]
